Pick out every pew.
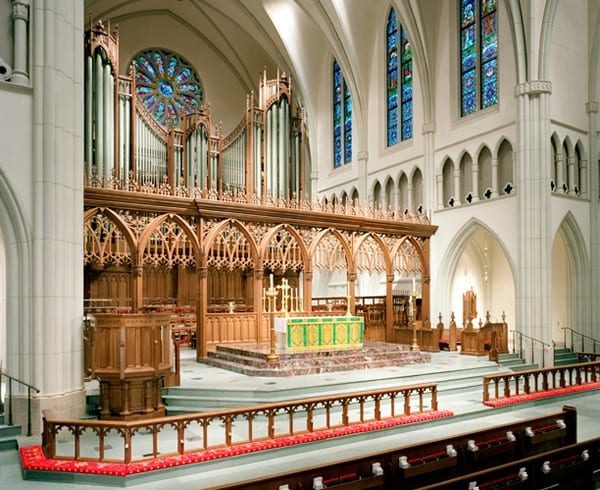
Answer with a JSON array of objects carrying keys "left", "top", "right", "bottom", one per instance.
[
  {"left": 416, "top": 436, "right": 600, "bottom": 489},
  {"left": 208, "top": 406, "right": 577, "bottom": 490}
]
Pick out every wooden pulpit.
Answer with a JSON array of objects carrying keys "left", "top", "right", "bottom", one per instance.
[{"left": 91, "top": 313, "right": 173, "bottom": 420}]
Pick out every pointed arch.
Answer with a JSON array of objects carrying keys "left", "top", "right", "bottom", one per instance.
[
  {"left": 553, "top": 211, "right": 590, "bottom": 336},
  {"left": 138, "top": 213, "right": 201, "bottom": 268},
  {"left": 309, "top": 228, "right": 354, "bottom": 273},
  {"left": 202, "top": 218, "right": 259, "bottom": 270},
  {"left": 0, "top": 169, "right": 32, "bottom": 379},
  {"left": 259, "top": 223, "right": 311, "bottom": 273},
  {"left": 354, "top": 232, "right": 392, "bottom": 275},
  {"left": 435, "top": 218, "right": 516, "bottom": 317},
  {"left": 84, "top": 207, "right": 138, "bottom": 263}
]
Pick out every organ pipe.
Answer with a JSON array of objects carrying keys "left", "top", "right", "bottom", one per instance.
[
  {"left": 85, "top": 56, "right": 93, "bottom": 177},
  {"left": 95, "top": 52, "right": 104, "bottom": 179}
]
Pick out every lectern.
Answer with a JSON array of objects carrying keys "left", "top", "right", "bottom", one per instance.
[{"left": 91, "top": 313, "right": 172, "bottom": 420}]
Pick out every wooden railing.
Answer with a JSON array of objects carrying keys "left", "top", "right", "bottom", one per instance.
[
  {"left": 577, "top": 352, "right": 600, "bottom": 363},
  {"left": 482, "top": 361, "right": 600, "bottom": 403},
  {"left": 209, "top": 406, "right": 577, "bottom": 490},
  {"left": 42, "top": 383, "right": 439, "bottom": 464}
]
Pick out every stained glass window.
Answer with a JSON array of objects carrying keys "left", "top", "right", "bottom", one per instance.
[
  {"left": 387, "top": 8, "right": 413, "bottom": 146},
  {"left": 133, "top": 49, "right": 203, "bottom": 126},
  {"left": 460, "top": 0, "right": 497, "bottom": 116},
  {"left": 333, "top": 59, "right": 352, "bottom": 167}
]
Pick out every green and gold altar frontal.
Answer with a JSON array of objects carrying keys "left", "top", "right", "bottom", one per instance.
[{"left": 285, "top": 316, "right": 364, "bottom": 351}]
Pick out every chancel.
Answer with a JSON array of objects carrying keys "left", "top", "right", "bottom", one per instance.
[{"left": 1, "top": 1, "right": 600, "bottom": 489}]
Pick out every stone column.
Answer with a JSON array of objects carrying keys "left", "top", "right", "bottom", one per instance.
[
  {"left": 567, "top": 155, "right": 577, "bottom": 195},
  {"left": 24, "top": 0, "right": 85, "bottom": 433},
  {"left": 471, "top": 161, "right": 480, "bottom": 202},
  {"left": 11, "top": 0, "right": 30, "bottom": 84},
  {"left": 586, "top": 101, "right": 599, "bottom": 338},
  {"left": 422, "top": 122, "right": 436, "bottom": 213},
  {"left": 491, "top": 157, "right": 499, "bottom": 197},
  {"left": 555, "top": 152, "right": 565, "bottom": 192},
  {"left": 514, "top": 80, "right": 553, "bottom": 356},
  {"left": 453, "top": 167, "right": 461, "bottom": 205},
  {"left": 357, "top": 150, "right": 368, "bottom": 201}
]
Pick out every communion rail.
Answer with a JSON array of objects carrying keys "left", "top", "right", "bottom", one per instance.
[
  {"left": 42, "top": 383, "right": 439, "bottom": 464},
  {"left": 482, "top": 361, "right": 600, "bottom": 403}
]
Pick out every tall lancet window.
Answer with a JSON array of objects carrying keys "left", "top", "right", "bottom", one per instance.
[
  {"left": 387, "top": 8, "right": 413, "bottom": 146},
  {"left": 460, "top": 0, "right": 498, "bottom": 116},
  {"left": 133, "top": 49, "right": 203, "bottom": 126},
  {"left": 333, "top": 59, "right": 352, "bottom": 168}
]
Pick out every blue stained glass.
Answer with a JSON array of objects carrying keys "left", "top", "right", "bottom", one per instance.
[
  {"left": 460, "top": 0, "right": 497, "bottom": 116},
  {"left": 152, "top": 52, "right": 164, "bottom": 73},
  {"left": 333, "top": 60, "right": 343, "bottom": 167},
  {"left": 481, "top": 13, "right": 497, "bottom": 62},
  {"left": 387, "top": 8, "right": 397, "bottom": 34},
  {"left": 462, "top": 0, "right": 476, "bottom": 26},
  {"left": 343, "top": 81, "right": 352, "bottom": 163},
  {"left": 175, "top": 67, "right": 192, "bottom": 83},
  {"left": 481, "top": 59, "right": 498, "bottom": 107},
  {"left": 158, "top": 81, "right": 174, "bottom": 97},
  {"left": 133, "top": 49, "right": 203, "bottom": 126},
  {"left": 402, "top": 119, "right": 412, "bottom": 139},
  {"left": 387, "top": 8, "right": 413, "bottom": 146},
  {"left": 167, "top": 56, "right": 178, "bottom": 76},
  {"left": 462, "top": 25, "right": 476, "bottom": 71}
]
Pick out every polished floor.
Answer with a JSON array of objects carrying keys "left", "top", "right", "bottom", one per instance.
[{"left": 2, "top": 348, "right": 600, "bottom": 489}]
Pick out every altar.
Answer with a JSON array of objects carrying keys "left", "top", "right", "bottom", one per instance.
[{"left": 275, "top": 316, "right": 364, "bottom": 352}]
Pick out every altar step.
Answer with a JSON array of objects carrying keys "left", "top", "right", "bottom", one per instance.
[
  {"left": 163, "top": 351, "right": 509, "bottom": 414},
  {"left": 200, "top": 341, "right": 430, "bottom": 377}
]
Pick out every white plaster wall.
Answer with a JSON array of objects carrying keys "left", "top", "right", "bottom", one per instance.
[{"left": 549, "top": 0, "right": 589, "bottom": 130}]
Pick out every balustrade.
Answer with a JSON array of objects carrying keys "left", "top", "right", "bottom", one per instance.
[
  {"left": 483, "top": 361, "right": 600, "bottom": 403},
  {"left": 42, "top": 383, "right": 439, "bottom": 464}
]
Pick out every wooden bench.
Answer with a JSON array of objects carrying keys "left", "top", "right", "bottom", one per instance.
[
  {"left": 208, "top": 406, "right": 577, "bottom": 490},
  {"left": 416, "top": 436, "right": 600, "bottom": 489}
]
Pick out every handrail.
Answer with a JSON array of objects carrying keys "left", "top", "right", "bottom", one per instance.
[
  {"left": 42, "top": 382, "right": 441, "bottom": 464},
  {"left": 511, "top": 330, "right": 552, "bottom": 367},
  {"left": 0, "top": 367, "right": 40, "bottom": 436},
  {"left": 561, "top": 326, "right": 600, "bottom": 353},
  {"left": 482, "top": 360, "right": 600, "bottom": 403}
]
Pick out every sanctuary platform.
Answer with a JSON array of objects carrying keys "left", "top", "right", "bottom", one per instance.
[{"left": 200, "top": 341, "right": 431, "bottom": 376}]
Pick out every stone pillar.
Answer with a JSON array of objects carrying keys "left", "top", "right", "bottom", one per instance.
[
  {"left": 586, "top": 101, "right": 599, "bottom": 338},
  {"left": 357, "top": 150, "right": 368, "bottom": 201},
  {"left": 198, "top": 266, "right": 208, "bottom": 358},
  {"left": 19, "top": 0, "right": 85, "bottom": 434},
  {"left": 555, "top": 152, "right": 565, "bottom": 192},
  {"left": 567, "top": 155, "right": 577, "bottom": 195},
  {"left": 453, "top": 167, "right": 461, "bottom": 205},
  {"left": 11, "top": 0, "right": 30, "bottom": 85},
  {"left": 514, "top": 80, "right": 553, "bottom": 354},
  {"left": 491, "top": 157, "right": 499, "bottom": 197},
  {"left": 471, "top": 161, "right": 480, "bottom": 202},
  {"left": 422, "top": 122, "right": 436, "bottom": 213}
]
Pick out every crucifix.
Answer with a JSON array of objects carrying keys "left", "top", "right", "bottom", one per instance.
[{"left": 277, "top": 278, "right": 292, "bottom": 317}]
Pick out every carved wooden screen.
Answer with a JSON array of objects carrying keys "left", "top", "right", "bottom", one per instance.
[
  {"left": 313, "top": 232, "right": 348, "bottom": 272},
  {"left": 356, "top": 234, "right": 387, "bottom": 274},
  {"left": 262, "top": 227, "right": 304, "bottom": 272},
  {"left": 392, "top": 238, "right": 422, "bottom": 275},
  {"left": 84, "top": 212, "right": 132, "bottom": 267}
]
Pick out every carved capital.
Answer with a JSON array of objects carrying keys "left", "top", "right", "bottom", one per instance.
[
  {"left": 514, "top": 80, "right": 552, "bottom": 97},
  {"left": 586, "top": 101, "right": 599, "bottom": 114},
  {"left": 12, "top": 1, "right": 29, "bottom": 21},
  {"left": 197, "top": 267, "right": 208, "bottom": 278}
]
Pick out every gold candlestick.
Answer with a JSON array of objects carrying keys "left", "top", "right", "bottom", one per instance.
[
  {"left": 410, "top": 291, "right": 419, "bottom": 351},
  {"left": 266, "top": 283, "right": 279, "bottom": 362}
]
